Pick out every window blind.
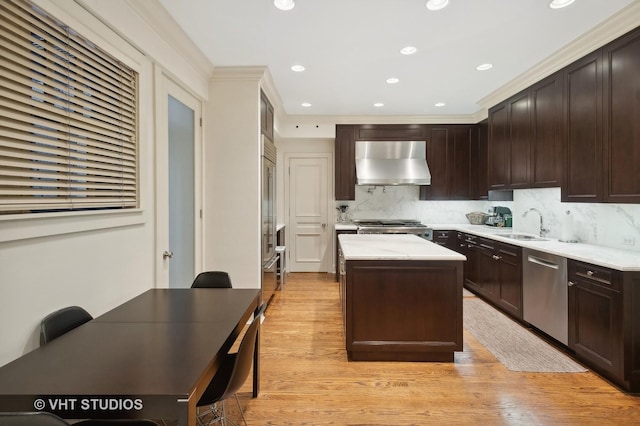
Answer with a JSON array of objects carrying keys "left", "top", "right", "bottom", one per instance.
[{"left": 0, "top": 0, "right": 138, "bottom": 214}]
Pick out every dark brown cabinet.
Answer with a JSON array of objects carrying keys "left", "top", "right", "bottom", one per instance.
[
  {"left": 568, "top": 260, "right": 622, "bottom": 380},
  {"left": 507, "top": 91, "right": 531, "bottom": 189},
  {"left": 433, "top": 230, "right": 456, "bottom": 250},
  {"left": 334, "top": 124, "right": 484, "bottom": 201},
  {"left": 567, "top": 259, "right": 640, "bottom": 392},
  {"left": 420, "top": 125, "right": 475, "bottom": 200},
  {"left": 562, "top": 26, "right": 640, "bottom": 203},
  {"left": 335, "top": 126, "right": 357, "bottom": 200},
  {"left": 530, "top": 72, "right": 563, "bottom": 187},
  {"left": 602, "top": 27, "right": 640, "bottom": 203},
  {"left": 488, "top": 103, "right": 510, "bottom": 189},
  {"left": 488, "top": 75, "right": 563, "bottom": 191},
  {"left": 472, "top": 120, "right": 489, "bottom": 199},
  {"left": 463, "top": 235, "right": 522, "bottom": 320},
  {"left": 562, "top": 51, "right": 603, "bottom": 202},
  {"left": 495, "top": 242, "right": 523, "bottom": 319},
  {"left": 260, "top": 91, "right": 274, "bottom": 140}
]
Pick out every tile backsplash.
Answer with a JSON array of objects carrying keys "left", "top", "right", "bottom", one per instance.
[{"left": 336, "top": 186, "right": 640, "bottom": 253}]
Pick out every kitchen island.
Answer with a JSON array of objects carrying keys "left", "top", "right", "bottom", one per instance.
[{"left": 338, "top": 234, "right": 466, "bottom": 362}]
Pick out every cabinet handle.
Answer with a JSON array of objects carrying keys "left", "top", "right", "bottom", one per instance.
[
  {"left": 587, "top": 270, "right": 595, "bottom": 277},
  {"left": 568, "top": 281, "right": 575, "bottom": 287},
  {"left": 492, "top": 254, "right": 501, "bottom": 261}
]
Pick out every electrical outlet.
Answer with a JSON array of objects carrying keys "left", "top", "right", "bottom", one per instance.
[{"left": 623, "top": 236, "right": 636, "bottom": 246}]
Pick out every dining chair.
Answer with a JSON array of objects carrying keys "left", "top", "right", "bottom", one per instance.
[
  {"left": 40, "top": 306, "right": 93, "bottom": 345},
  {"left": 196, "top": 303, "right": 267, "bottom": 426},
  {"left": 191, "top": 271, "right": 233, "bottom": 288}
]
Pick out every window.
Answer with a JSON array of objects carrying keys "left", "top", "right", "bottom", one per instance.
[{"left": 0, "top": 0, "right": 138, "bottom": 214}]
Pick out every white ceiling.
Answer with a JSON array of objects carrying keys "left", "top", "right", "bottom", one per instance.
[{"left": 157, "top": 0, "right": 635, "bottom": 117}]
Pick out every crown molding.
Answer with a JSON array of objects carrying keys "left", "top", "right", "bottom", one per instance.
[
  {"left": 281, "top": 112, "right": 486, "bottom": 126},
  {"left": 210, "top": 66, "right": 268, "bottom": 82},
  {"left": 121, "top": 0, "right": 214, "bottom": 76},
  {"left": 478, "top": 1, "right": 640, "bottom": 110}
]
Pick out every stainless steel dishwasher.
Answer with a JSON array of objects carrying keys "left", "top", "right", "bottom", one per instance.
[{"left": 522, "top": 248, "right": 568, "bottom": 345}]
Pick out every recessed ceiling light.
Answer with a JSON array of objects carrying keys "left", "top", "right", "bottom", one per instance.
[
  {"left": 291, "top": 65, "right": 305, "bottom": 72},
  {"left": 400, "top": 46, "right": 417, "bottom": 55},
  {"left": 373, "top": 103, "right": 384, "bottom": 108},
  {"left": 549, "top": 0, "right": 575, "bottom": 9},
  {"left": 476, "top": 63, "right": 493, "bottom": 71},
  {"left": 386, "top": 77, "right": 400, "bottom": 84},
  {"left": 435, "top": 102, "right": 446, "bottom": 107},
  {"left": 426, "top": 0, "right": 449, "bottom": 11},
  {"left": 301, "top": 102, "right": 312, "bottom": 107},
  {"left": 274, "top": 0, "right": 295, "bottom": 11}
]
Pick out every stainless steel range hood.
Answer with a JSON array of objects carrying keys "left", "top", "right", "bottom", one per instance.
[{"left": 355, "top": 141, "right": 431, "bottom": 186}]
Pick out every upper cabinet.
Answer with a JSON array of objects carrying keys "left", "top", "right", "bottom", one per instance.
[
  {"left": 563, "top": 26, "right": 640, "bottom": 203},
  {"left": 530, "top": 73, "right": 563, "bottom": 188},
  {"left": 473, "top": 120, "right": 489, "bottom": 199},
  {"left": 335, "top": 125, "right": 357, "bottom": 201},
  {"left": 487, "top": 25, "right": 640, "bottom": 203},
  {"left": 421, "top": 125, "right": 475, "bottom": 200},
  {"left": 488, "top": 103, "right": 510, "bottom": 189},
  {"left": 563, "top": 51, "right": 602, "bottom": 202},
  {"left": 602, "top": 27, "right": 640, "bottom": 203},
  {"left": 488, "top": 71, "right": 562, "bottom": 191},
  {"left": 260, "top": 90, "right": 274, "bottom": 141},
  {"left": 335, "top": 124, "right": 485, "bottom": 201}
]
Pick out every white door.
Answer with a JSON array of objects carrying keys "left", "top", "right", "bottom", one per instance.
[
  {"left": 286, "top": 154, "right": 331, "bottom": 272},
  {"left": 155, "top": 70, "right": 203, "bottom": 288}
]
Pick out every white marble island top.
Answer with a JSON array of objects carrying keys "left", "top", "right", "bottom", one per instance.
[{"left": 339, "top": 234, "right": 466, "bottom": 261}]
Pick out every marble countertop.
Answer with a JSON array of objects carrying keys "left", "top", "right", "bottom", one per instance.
[
  {"left": 338, "top": 234, "right": 467, "bottom": 261},
  {"left": 431, "top": 224, "right": 640, "bottom": 272},
  {"left": 335, "top": 223, "right": 358, "bottom": 231}
]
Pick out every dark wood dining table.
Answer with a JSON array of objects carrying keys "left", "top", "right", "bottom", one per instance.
[{"left": 0, "top": 288, "right": 261, "bottom": 426}]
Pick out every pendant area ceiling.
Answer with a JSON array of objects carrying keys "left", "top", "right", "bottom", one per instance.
[{"left": 157, "top": 0, "right": 635, "bottom": 117}]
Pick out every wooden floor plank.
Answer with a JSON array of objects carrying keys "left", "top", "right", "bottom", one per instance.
[{"left": 229, "top": 273, "right": 640, "bottom": 425}]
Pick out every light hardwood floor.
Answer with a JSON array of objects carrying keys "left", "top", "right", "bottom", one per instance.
[{"left": 230, "top": 273, "right": 640, "bottom": 425}]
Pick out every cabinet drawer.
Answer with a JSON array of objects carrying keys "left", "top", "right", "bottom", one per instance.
[
  {"left": 478, "top": 237, "right": 496, "bottom": 250},
  {"left": 570, "top": 261, "right": 619, "bottom": 291},
  {"left": 434, "top": 230, "right": 450, "bottom": 240}
]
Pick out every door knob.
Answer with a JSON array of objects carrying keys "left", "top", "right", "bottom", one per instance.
[{"left": 163, "top": 250, "right": 174, "bottom": 260}]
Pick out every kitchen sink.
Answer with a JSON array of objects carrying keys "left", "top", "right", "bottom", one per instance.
[{"left": 502, "top": 233, "right": 548, "bottom": 241}]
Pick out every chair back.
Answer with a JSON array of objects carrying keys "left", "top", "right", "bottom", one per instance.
[
  {"left": 198, "top": 303, "right": 266, "bottom": 406},
  {"left": 223, "top": 303, "right": 266, "bottom": 397},
  {"left": 191, "top": 271, "right": 232, "bottom": 288},
  {"left": 40, "top": 306, "right": 93, "bottom": 345},
  {"left": 0, "top": 412, "right": 70, "bottom": 425}
]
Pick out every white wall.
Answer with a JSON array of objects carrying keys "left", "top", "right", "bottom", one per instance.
[
  {"left": 0, "top": 0, "right": 211, "bottom": 366},
  {"left": 205, "top": 74, "right": 262, "bottom": 289}
]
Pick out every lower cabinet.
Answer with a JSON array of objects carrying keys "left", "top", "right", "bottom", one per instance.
[
  {"left": 568, "top": 260, "right": 623, "bottom": 380},
  {"left": 433, "top": 230, "right": 456, "bottom": 250},
  {"left": 568, "top": 259, "right": 640, "bottom": 392},
  {"left": 462, "top": 234, "right": 522, "bottom": 320}
]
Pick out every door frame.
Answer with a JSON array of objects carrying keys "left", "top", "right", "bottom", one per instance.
[
  {"left": 154, "top": 66, "right": 204, "bottom": 287},
  {"left": 284, "top": 152, "right": 334, "bottom": 273}
]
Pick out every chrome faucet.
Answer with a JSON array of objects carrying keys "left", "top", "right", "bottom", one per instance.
[{"left": 523, "top": 208, "right": 550, "bottom": 237}]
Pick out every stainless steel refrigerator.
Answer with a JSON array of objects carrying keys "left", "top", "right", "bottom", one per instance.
[{"left": 262, "top": 135, "right": 279, "bottom": 304}]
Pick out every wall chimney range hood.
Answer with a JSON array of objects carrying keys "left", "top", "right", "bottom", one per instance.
[{"left": 355, "top": 141, "right": 431, "bottom": 186}]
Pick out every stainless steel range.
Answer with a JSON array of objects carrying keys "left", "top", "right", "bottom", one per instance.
[{"left": 353, "top": 219, "right": 433, "bottom": 240}]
